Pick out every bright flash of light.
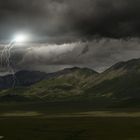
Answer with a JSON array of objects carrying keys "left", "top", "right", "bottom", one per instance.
[
  {"left": 13, "top": 34, "right": 28, "bottom": 43},
  {"left": 0, "top": 33, "right": 30, "bottom": 87}
]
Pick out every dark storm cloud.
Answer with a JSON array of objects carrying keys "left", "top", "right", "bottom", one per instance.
[
  {"left": 0, "top": 38, "right": 139, "bottom": 75},
  {"left": 19, "top": 38, "right": 140, "bottom": 72},
  {"left": 1, "top": 0, "right": 140, "bottom": 75},
  {"left": 0, "top": 0, "right": 140, "bottom": 41}
]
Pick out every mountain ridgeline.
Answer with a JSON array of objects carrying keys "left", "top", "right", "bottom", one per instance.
[
  {"left": 0, "top": 58, "right": 140, "bottom": 106},
  {"left": 0, "top": 67, "right": 97, "bottom": 88}
]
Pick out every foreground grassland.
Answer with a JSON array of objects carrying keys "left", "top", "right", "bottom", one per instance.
[
  {"left": 0, "top": 116, "right": 140, "bottom": 140},
  {"left": 0, "top": 103, "right": 140, "bottom": 140}
]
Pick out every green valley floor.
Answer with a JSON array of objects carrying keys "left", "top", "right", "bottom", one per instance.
[{"left": 0, "top": 103, "right": 140, "bottom": 140}]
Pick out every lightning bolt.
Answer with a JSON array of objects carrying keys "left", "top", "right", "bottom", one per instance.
[{"left": 0, "top": 41, "right": 17, "bottom": 88}]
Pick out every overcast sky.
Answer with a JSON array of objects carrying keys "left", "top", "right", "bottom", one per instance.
[{"left": 0, "top": 0, "right": 140, "bottom": 74}]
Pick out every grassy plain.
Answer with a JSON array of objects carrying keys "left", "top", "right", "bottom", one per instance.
[{"left": 0, "top": 102, "right": 139, "bottom": 139}]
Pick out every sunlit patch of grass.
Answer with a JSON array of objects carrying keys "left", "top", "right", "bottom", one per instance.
[{"left": 1, "top": 111, "right": 42, "bottom": 117}]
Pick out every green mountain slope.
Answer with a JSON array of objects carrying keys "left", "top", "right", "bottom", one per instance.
[
  {"left": 1, "top": 58, "right": 140, "bottom": 106},
  {"left": 0, "top": 67, "right": 98, "bottom": 102},
  {"left": 23, "top": 67, "right": 98, "bottom": 101},
  {"left": 85, "top": 58, "right": 140, "bottom": 100}
]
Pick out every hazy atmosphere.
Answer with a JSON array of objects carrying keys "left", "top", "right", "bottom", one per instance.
[
  {"left": 1, "top": 1, "right": 140, "bottom": 140},
  {"left": 0, "top": 0, "right": 140, "bottom": 74}
]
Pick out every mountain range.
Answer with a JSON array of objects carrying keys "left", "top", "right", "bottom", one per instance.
[{"left": 0, "top": 58, "right": 140, "bottom": 106}]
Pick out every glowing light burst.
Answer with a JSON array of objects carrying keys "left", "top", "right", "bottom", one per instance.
[
  {"left": 14, "top": 34, "right": 28, "bottom": 43},
  {"left": 1, "top": 33, "right": 29, "bottom": 87}
]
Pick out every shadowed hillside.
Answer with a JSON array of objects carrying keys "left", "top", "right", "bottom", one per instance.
[{"left": 0, "top": 59, "right": 140, "bottom": 107}]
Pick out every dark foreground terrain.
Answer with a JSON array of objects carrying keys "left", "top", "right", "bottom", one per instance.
[
  {"left": 1, "top": 117, "right": 140, "bottom": 140},
  {"left": 0, "top": 103, "right": 140, "bottom": 140}
]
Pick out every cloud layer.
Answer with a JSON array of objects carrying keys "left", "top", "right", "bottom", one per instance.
[
  {"left": 0, "top": 38, "right": 140, "bottom": 74},
  {"left": 0, "top": 0, "right": 140, "bottom": 41},
  {"left": 0, "top": 0, "right": 140, "bottom": 74}
]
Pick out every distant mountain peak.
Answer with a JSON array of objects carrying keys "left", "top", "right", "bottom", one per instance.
[
  {"left": 0, "top": 67, "right": 97, "bottom": 89},
  {"left": 1, "top": 58, "right": 140, "bottom": 103},
  {"left": 106, "top": 58, "right": 140, "bottom": 72}
]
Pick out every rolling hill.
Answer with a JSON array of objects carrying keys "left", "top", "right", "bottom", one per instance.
[
  {"left": 0, "top": 67, "right": 98, "bottom": 102},
  {"left": 84, "top": 58, "right": 140, "bottom": 105},
  {"left": 0, "top": 58, "right": 140, "bottom": 106},
  {"left": 0, "top": 70, "right": 48, "bottom": 88}
]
